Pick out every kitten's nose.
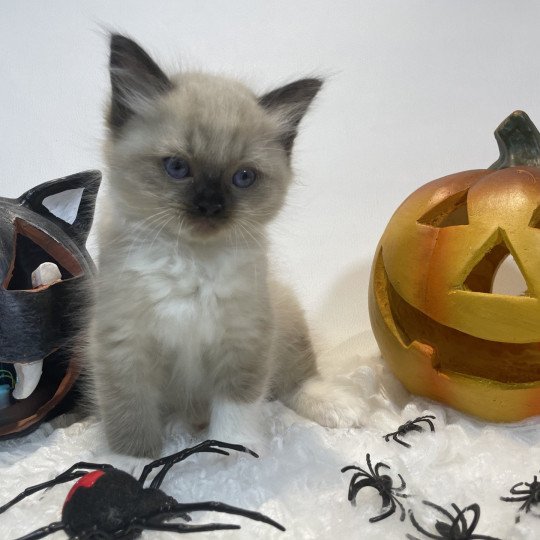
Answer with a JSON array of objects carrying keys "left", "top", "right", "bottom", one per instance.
[{"left": 196, "top": 197, "right": 224, "bottom": 217}]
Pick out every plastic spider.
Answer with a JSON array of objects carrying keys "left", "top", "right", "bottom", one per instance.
[
  {"left": 407, "top": 500, "right": 500, "bottom": 540},
  {"left": 341, "top": 453, "right": 409, "bottom": 522},
  {"left": 383, "top": 415, "right": 436, "bottom": 448},
  {"left": 0, "top": 440, "right": 285, "bottom": 539},
  {"left": 500, "top": 471, "right": 540, "bottom": 522}
]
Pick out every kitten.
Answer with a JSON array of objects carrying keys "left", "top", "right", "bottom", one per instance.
[{"left": 87, "top": 34, "right": 364, "bottom": 457}]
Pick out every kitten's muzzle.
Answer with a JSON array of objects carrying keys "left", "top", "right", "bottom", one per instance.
[{"left": 193, "top": 192, "right": 225, "bottom": 217}]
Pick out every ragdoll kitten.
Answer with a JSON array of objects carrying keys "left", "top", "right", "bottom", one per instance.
[{"left": 87, "top": 34, "right": 363, "bottom": 457}]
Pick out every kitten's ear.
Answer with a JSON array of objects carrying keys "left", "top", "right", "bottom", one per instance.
[
  {"left": 108, "top": 33, "right": 173, "bottom": 133},
  {"left": 259, "top": 78, "right": 323, "bottom": 155}
]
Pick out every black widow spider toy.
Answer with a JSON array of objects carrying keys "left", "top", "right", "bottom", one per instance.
[
  {"left": 0, "top": 440, "right": 285, "bottom": 539},
  {"left": 383, "top": 415, "right": 436, "bottom": 448},
  {"left": 500, "top": 471, "right": 540, "bottom": 522},
  {"left": 341, "top": 453, "right": 409, "bottom": 522},
  {"left": 407, "top": 500, "right": 500, "bottom": 540}
]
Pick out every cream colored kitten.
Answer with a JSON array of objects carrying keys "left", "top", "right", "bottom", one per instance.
[{"left": 87, "top": 34, "right": 363, "bottom": 457}]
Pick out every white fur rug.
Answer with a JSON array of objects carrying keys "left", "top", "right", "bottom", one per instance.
[{"left": 1, "top": 332, "right": 538, "bottom": 540}]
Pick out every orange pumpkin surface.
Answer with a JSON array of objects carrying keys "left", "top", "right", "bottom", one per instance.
[{"left": 369, "top": 111, "right": 540, "bottom": 422}]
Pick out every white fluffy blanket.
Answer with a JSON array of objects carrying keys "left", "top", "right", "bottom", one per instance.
[{"left": 1, "top": 332, "right": 538, "bottom": 540}]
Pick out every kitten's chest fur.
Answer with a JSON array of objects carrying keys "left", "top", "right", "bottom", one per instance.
[{"left": 117, "top": 237, "right": 270, "bottom": 361}]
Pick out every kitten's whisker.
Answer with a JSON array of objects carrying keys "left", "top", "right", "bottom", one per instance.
[
  {"left": 235, "top": 219, "right": 264, "bottom": 250},
  {"left": 236, "top": 223, "right": 249, "bottom": 249},
  {"left": 121, "top": 212, "right": 171, "bottom": 255},
  {"left": 116, "top": 210, "right": 173, "bottom": 278},
  {"left": 148, "top": 215, "right": 175, "bottom": 252},
  {"left": 175, "top": 215, "right": 186, "bottom": 256},
  {"left": 139, "top": 190, "right": 165, "bottom": 201},
  {"left": 105, "top": 208, "right": 170, "bottom": 243}
]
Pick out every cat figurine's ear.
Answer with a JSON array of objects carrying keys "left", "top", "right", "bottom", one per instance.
[
  {"left": 108, "top": 33, "right": 173, "bottom": 133},
  {"left": 21, "top": 170, "right": 101, "bottom": 246},
  {"left": 259, "top": 78, "right": 323, "bottom": 155}
]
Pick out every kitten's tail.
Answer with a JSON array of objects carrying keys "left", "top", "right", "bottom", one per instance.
[{"left": 280, "top": 375, "right": 366, "bottom": 428}]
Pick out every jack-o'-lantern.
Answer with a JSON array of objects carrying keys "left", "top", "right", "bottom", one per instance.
[
  {"left": 0, "top": 170, "right": 100, "bottom": 438},
  {"left": 369, "top": 111, "right": 540, "bottom": 422}
]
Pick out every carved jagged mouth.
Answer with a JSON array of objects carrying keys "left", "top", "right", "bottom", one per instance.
[
  {"left": 0, "top": 348, "right": 78, "bottom": 437},
  {"left": 374, "top": 249, "right": 540, "bottom": 383}
]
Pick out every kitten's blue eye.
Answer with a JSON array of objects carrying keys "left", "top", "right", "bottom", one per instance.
[
  {"left": 232, "top": 168, "right": 256, "bottom": 188},
  {"left": 163, "top": 156, "right": 190, "bottom": 180}
]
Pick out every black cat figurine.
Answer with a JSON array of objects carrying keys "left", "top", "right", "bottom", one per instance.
[{"left": 0, "top": 170, "right": 100, "bottom": 438}]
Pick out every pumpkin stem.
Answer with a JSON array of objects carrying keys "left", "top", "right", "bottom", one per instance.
[{"left": 489, "top": 110, "right": 540, "bottom": 169}]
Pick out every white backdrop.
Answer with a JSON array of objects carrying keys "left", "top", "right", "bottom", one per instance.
[
  {"left": 1, "top": 3, "right": 540, "bottom": 539},
  {"left": 3, "top": 0, "right": 540, "bottom": 347}
]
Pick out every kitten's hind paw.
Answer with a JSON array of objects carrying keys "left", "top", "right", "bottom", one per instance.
[{"left": 281, "top": 377, "right": 367, "bottom": 428}]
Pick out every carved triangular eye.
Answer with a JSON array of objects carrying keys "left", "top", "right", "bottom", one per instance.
[
  {"left": 6, "top": 234, "right": 73, "bottom": 291},
  {"left": 4, "top": 220, "right": 84, "bottom": 291},
  {"left": 529, "top": 206, "right": 540, "bottom": 228},
  {"left": 417, "top": 189, "right": 469, "bottom": 227},
  {"left": 463, "top": 233, "right": 530, "bottom": 296},
  {"left": 492, "top": 255, "right": 528, "bottom": 295}
]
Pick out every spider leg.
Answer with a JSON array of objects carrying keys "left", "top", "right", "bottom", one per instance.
[
  {"left": 365, "top": 453, "right": 375, "bottom": 476},
  {"left": 449, "top": 503, "right": 475, "bottom": 537},
  {"left": 408, "top": 509, "right": 444, "bottom": 540},
  {"left": 463, "top": 503, "right": 480, "bottom": 533},
  {"left": 341, "top": 468, "right": 371, "bottom": 504},
  {"left": 383, "top": 432, "right": 395, "bottom": 442},
  {"left": 150, "top": 501, "right": 285, "bottom": 531},
  {"left": 469, "top": 535, "right": 503, "bottom": 540},
  {"left": 12, "top": 521, "right": 65, "bottom": 540},
  {"left": 0, "top": 462, "right": 113, "bottom": 515},
  {"left": 393, "top": 495, "right": 407, "bottom": 521},
  {"left": 393, "top": 473, "right": 408, "bottom": 493},
  {"left": 374, "top": 461, "right": 390, "bottom": 476},
  {"left": 139, "top": 521, "right": 240, "bottom": 533},
  {"left": 144, "top": 510, "right": 239, "bottom": 533},
  {"left": 449, "top": 503, "right": 501, "bottom": 540},
  {"left": 419, "top": 417, "right": 435, "bottom": 431},
  {"left": 507, "top": 482, "right": 527, "bottom": 494},
  {"left": 500, "top": 494, "right": 529, "bottom": 502},
  {"left": 393, "top": 433, "right": 411, "bottom": 448},
  {"left": 139, "top": 440, "right": 257, "bottom": 489},
  {"left": 421, "top": 500, "right": 456, "bottom": 522},
  {"left": 348, "top": 477, "right": 378, "bottom": 504},
  {"left": 370, "top": 497, "right": 396, "bottom": 523}
]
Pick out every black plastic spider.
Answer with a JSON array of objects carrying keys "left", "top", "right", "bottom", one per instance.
[
  {"left": 383, "top": 415, "right": 436, "bottom": 448},
  {"left": 0, "top": 440, "right": 285, "bottom": 539},
  {"left": 341, "top": 453, "right": 409, "bottom": 522},
  {"left": 407, "top": 500, "right": 500, "bottom": 540},
  {"left": 500, "top": 471, "right": 540, "bottom": 522}
]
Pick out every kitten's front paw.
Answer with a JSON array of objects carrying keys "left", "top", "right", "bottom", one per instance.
[
  {"left": 110, "top": 434, "right": 163, "bottom": 458},
  {"left": 208, "top": 398, "right": 266, "bottom": 456},
  {"left": 104, "top": 421, "right": 163, "bottom": 458}
]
